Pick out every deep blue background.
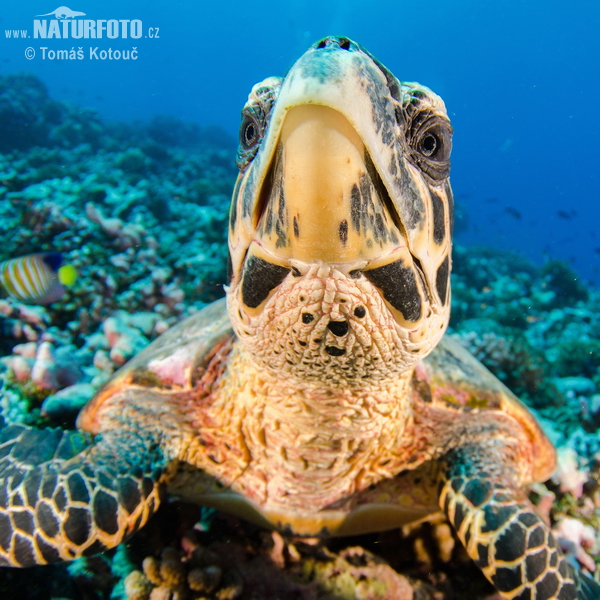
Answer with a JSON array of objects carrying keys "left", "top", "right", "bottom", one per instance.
[{"left": 1, "top": 1, "right": 599, "bottom": 284}]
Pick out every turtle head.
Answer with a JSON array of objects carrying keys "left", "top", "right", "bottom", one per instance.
[{"left": 227, "top": 36, "right": 453, "bottom": 386}]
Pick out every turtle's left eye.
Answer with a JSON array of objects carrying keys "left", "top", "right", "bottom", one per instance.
[
  {"left": 240, "top": 115, "right": 260, "bottom": 149},
  {"left": 418, "top": 131, "right": 440, "bottom": 158}
]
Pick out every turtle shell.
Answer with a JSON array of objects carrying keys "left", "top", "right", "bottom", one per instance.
[
  {"left": 413, "top": 334, "right": 556, "bottom": 484},
  {"left": 78, "top": 298, "right": 233, "bottom": 434}
]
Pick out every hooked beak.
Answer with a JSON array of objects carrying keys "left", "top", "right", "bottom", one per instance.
[{"left": 253, "top": 104, "right": 405, "bottom": 268}]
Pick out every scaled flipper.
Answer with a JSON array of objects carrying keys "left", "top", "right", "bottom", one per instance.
[
  {"left": 0, "top": 423, "right": 166, "bottom": 567},
  {"left": 440, "top": 442, "right": 599, "bottom": 599}
]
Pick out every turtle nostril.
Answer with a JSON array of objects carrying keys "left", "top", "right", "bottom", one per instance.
[
  {"left": 327, "top": 320, "right": 349, "bottom": 337},
  {"left": 315, "top": 36, "right": 352, "bottom": 51}
]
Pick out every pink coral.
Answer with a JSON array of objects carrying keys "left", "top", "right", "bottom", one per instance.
[
  {"left": 553, "top": 517, "right": 598, "bottom": 572},
  {"left": 551, "top": 447, "right": 589, "bottom": 499}
]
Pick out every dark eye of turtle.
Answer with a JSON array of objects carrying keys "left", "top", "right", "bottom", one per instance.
[
  {"left": 240, "top": 116, "right": 260, "bottom": 149},
  {"left": 405, "top": 111, "right": 453, "bottom": 181},
  {"left": 419, "top": 131, "right": 439, "bottom": 158}
]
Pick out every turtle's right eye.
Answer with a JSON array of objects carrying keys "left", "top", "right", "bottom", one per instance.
[
  {"left": 236, "top": 107, "right": 266, "bottom": 170},
  {"left": 240, "top": 115, "right": 260, "bottom": 149}
]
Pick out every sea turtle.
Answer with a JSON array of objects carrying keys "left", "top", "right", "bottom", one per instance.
[{"left": 0, "top": 36, "right": 596, "bottom": 599}]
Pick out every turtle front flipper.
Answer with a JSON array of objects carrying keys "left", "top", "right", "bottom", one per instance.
[
  {"left": 440, "top": 443, "right": 599, "bottom": 600},
  {"left": 0, "top": 423, "right": 167, "bottom": 567}
]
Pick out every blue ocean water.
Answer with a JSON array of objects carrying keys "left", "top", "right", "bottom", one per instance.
[
  {"left": 1, "top": 0, "right": 599, "bottom": 284},
  {"left": 2, "top": 3, "right": 600, "bottom": 598}
]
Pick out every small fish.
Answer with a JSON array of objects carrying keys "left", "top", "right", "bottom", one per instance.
[
  {"left": 557, "top": 210, "right": 575, "bottom": 220},
  {"left": 504, "top": 207, "right": 522, "bottom": 220},
  {"left": 526, "top": 315, "right": 544, "bottom": 323},
  {"left": 0, "top": 252, "right": 76, "bottom": 304}
]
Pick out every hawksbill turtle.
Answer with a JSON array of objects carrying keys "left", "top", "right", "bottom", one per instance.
[{"left": 0, "top": 36, "right": 596, "bottom": 600}]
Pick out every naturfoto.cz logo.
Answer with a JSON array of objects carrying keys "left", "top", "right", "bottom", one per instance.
[{"left": 5, "top": 6, "right": 159, "bottom": 61}]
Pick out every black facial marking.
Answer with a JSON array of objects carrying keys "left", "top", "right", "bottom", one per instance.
[
  {"left": 293, "top": 215, "right": 300, "bottom": 237},
  {"left": 242, "top": 167, "right": 256, "bottom": 218},
  {"left": 374, "top": 212, "right": 387, "bottom": 243},
  {"left": 325, "top": 346, "right": 346, "bottom": 356},
  {"left": 275, "top": 219, "right": 287, "bottom": 249},
  {"left": 229, "top": 178, "right": 240, "bottom": 231},
  {"left": 349, "top": 269, "right": 362, "bottom": 279},
  {"left": 430, "top": 190, "right": 446, "bottom": 245},
  {"left": 396, "top": 160, "right": 424, "bottom": 231},
  {"left": 364, "top": 259, "right": 422, "bottom": 322},
  {"left": 339, "top": 220, "right": 348, "bottom": 245},
  {"left": 327, "top": 321, "right": 348, "bottom": 337},
  {"left": 368, "top": 54, "right": 401, "bottom": 102},
  {"left": 302, "top": 313, "right": 314, "bottom": 324},
  {"left": 445, "top": 181, "right": 454, "bottom": 236},
  {"left": 436, "top": 256, "right": 450, "bottom": 305},
  {"left": 354, "top": 306, "right": 366, "bottom": 318},
  {"left": 350, "top": 184, "right": 361, "bottom": 233},
  {"left": 278, "top": 186, "right": 286, "bottom": 221},
  {"left": 241, "top": 256, "right": 291, "bottom": 309},
  {"left": 265, "top": 205, "right": 274, "bottom": 234}
]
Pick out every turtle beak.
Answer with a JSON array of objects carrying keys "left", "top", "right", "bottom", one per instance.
[{"left": 253, "top": 103, "right": 405, "bottom": 267}]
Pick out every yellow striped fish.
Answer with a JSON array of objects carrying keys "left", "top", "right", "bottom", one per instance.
[{"left": 0, "top": 252, "right": 76, "bottom": 304}]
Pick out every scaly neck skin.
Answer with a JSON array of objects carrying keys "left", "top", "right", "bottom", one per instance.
[{"left": 205, "top": 343, "right": 416, "bottom": 511}]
